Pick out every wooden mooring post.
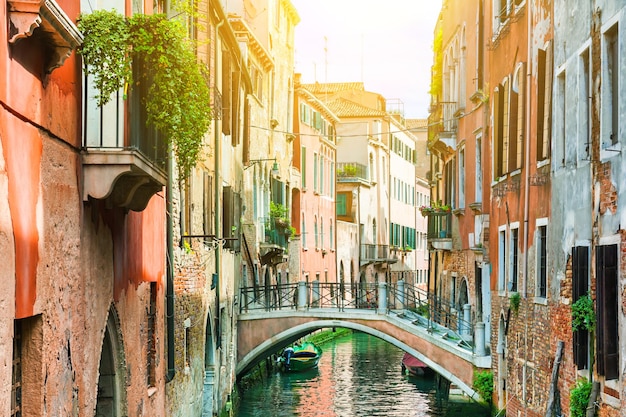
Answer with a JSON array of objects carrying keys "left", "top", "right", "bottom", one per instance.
[{"left": 544, "top": 340, "right": 564, "bottom": 417}]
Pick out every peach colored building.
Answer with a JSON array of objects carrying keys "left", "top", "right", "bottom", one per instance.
[
  {"left": 2, "top": 0, "right": 170, "bottom": 415},
  {"left": 293, "top": 77, "right": 339, "bottom": 285}
]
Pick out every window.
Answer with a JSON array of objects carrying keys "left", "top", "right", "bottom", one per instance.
[
  {"left": 602, "top": 24, "right": 619, "bottom": 150},
  {"left": 509, "top": 225, "right": 519, "bottom": 292},
  {"left": 537, "top": 42, "right": 553, "bottom": 162},
  {"left": 498, "top": 227, "right": 506, "bottom": 291},
  {"left": 203, "top": 173, "right": 213, "bottom": 237},
  {"left": 579, "top": 48, "right": 591, "bottom": 161},
  {"left": 319, "top": 153, "right": 325, "bottom": 195},
  {"left": 459, "top": 147, "right": 465, "bottom": 208},
  {"left": 336, "top": 193, "right": 347, "bottom": 216},
  {"left": 511, "top": 63, "right": 525, "bottom": 171},
  {"left": 476, "top": 134, "right": 483, "bottom": 201},
  {"left": 302, "top": 216, "right": 307, "bottom": 249},
  {"left": 313, "top": 153, "right": 318, "bottom": 192},
  {"left": 330, "top": 161, "right": 335, "bottom": 196},
  {"left": 493, "top": 83, "right": 505, "bottom": 177},
  {"left": 572, "top": 246, "right": 589, "bottom": 370},
  {"left": 556, "top": 70, "right": 566, "bottom": 168},
  {"left": 11, "top": 321, "right": 21, "bottom": 417},
  {"left": 301, "top": 146, "right": 307, "bottom": 189},
  {"left": 536, "top": 223, "right": 547, "bottom": 298},
  {"left": 314, "top": 216, "right": 318, "bottom": 248},
  {"left": 596, "top": 244, "right": 619, "bottom": 379},
  {"left": 320, "top": 218, "right": 325, "bottom": 249},
  {"left": 329, "top": 222, "right": 333, "bottom": 249}
]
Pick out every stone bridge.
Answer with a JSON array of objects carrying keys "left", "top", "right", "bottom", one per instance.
[{"left": 236, "top": 282, "right": 491, "bottom": 400}]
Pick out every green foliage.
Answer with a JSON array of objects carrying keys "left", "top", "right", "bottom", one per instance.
[
  {"left": 269, "top": 202, "right": 289, "bottom": 221},
  {"left": 570, "top": 378, "right": 592, "bottom": 417},
  {"left": 572, "top": 293, "right": 595, "bottom": 332},
  {"left": 509, "top": 292, "right": 520, "bottom": 314},
  {"left": 472, "top": 370, "right": 493, "bottom": 404},
  {"left": 77, "top": 11, "right": 211, "bottom": 179},
  {"left": 429, "top": 28, "right": 443, "bottom": 97}
]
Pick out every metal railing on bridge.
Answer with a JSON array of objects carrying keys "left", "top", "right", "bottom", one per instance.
[{"left": 239, "top": 281, "right": 478, "bottom": 352}]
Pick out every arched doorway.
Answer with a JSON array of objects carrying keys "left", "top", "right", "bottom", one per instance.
[
  {"left": 458, "top": 278, "right": 469, "bottom": 310},
  {"left": 203, "top": 313, "right": 216, "bottom": 417},
  {"left": 95, "top": 308, "right": 126, "bottom": 417}
]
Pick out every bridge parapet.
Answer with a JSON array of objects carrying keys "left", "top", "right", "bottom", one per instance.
[{"left": 237, "top": 282, "right": 491, "bottom": 401}]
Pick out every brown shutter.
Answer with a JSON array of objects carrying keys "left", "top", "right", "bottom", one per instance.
[
  {"left": 572, "top": 246, "right": 589, "bottom": 370},
  {"left": 596, "top": 244, "right": 619, "bottom": 379}
]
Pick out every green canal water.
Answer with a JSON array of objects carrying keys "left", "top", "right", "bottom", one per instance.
[{"left": 235, "top": 332, "right": 490, "bottom": 417}]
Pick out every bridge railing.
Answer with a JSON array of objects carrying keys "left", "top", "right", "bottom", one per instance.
[
  {"left": 238, "top": 282, "right": 476, "bottom": 351},
  {"left": 387, "top": 283, "right": 474, "bottom": 350},
  {"left": 240, "top": 283, "right": 300, "bottom": 311}
]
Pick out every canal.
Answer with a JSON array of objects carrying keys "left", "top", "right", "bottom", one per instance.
[{"left": 235, "top": 331, "right": 490, "bottom": 416}]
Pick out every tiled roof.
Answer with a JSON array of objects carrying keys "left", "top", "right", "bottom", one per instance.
[
  {"left": 405, "top": 118, "right": 428, "bottom": 130},
  {"left": 325, "top": 98, "right": 388, "bottom": 118},
  {"left": 300, "top": 82, "right": 365, "bottom": 96}
]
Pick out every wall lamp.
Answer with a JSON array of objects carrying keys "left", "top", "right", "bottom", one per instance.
[{"left": 244, "top": 158, "right": 279, "bottom": 175}]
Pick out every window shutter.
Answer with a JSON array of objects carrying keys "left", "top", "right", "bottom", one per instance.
[
  {"left": 572, "top": 246, "right": 589, "bottom": 370},
  {"left": 596, "top": 244, "right": 619, "bottom": 379}
]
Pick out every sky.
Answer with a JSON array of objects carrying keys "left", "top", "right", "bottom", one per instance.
[{"left": 291, "top": 0, "right": 443, "bottom": 119}]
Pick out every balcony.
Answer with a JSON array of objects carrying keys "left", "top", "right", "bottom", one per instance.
[
  {"left": 426, "top": 212, "right": 453, "bottom": 251},
  {"left": 427, "top": 101, "right": 457, "bottom": 155},
  {"left": 337, "top": 162, "right": 369, "bottom": 184},
  {"left": 81, "top": 57, "right": 167, "bottom": 212},
  {"left": 259, "top": 217, "right": 290, "bottom": 266},
  {"left": 360, "top": 244, "right": 397, "bottom": 266}
]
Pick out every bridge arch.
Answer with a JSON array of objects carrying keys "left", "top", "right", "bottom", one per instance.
[{"left": 237, "top": 318, "right": 480, "bottom": 400}]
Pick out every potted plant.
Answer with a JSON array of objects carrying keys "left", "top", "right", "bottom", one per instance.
[
  {"left": 269, "top": 202, "right": 290, "bottom": 229},
  {"left": 77, "top": 10, "right": 211, "bottom": 180}
]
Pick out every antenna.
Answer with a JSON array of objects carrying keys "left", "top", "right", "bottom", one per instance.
[
  {"left": 324, "top": 36, "right": 328, "bottom": 83},
  {"left": 361, "top": 34, "right": 364, "bottom": 82}
]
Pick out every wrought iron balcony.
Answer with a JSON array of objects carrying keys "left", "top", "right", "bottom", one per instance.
[
  {"left": 426, "top": 212, "right": 452, "bottom": 250},
  {"left": 81, "top": 57, "right": 167, "bottom": 212},
  {"left": 259, "top": 217, "right": 290, "bottom": 266}
]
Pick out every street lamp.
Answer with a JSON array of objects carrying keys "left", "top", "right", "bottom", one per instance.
[{"left": 245, "top": 158, "right": 279, "bottom": 175}]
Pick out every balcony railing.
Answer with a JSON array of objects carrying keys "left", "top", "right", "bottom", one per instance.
[
  {"left": 427, "top": 212, "right": 452, "bottom": 239},
  {"left": 259, "top": 216, "right": 290, "bottom": 265},
  {"left": 81, "top": 57, "right": 167, "bottom": 212},
  {"left": 336, "top": 162, "right": 369, "bottom": 182},
  {"left": 360, "top": 244, "right": 393, "bottom": 264}
]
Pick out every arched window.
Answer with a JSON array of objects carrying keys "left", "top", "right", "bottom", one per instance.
[{"left": 314, "top": 216, "right": 318, "bottom": 248}]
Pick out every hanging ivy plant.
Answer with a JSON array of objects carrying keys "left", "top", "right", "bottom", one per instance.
[
  {"left": 571, "top": 293, "right": 595, "bottom": 332},
  {"left": 77, "top": 11, "right": 212, "bottom": 179}
]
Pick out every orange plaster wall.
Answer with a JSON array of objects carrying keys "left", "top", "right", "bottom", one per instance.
[
  {"left": 1, "top": 110, "right": 42, "bottom": 318},
  {"left": 127, "top": 192, "right": 166, "bottom": 286}
]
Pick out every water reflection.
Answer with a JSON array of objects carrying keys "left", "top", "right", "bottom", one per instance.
[{"left": 236, "top": 332, "right": 489, "bottom": 417}]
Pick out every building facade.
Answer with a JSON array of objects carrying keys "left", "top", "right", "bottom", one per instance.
[
  {"left": 293, "top": 77, "right": 339, "bottom": 287},
  {"left": 430, "top": 0, "right": 626, "bottom": 416},
  {"left": 2, "top": 0, "right": 172, "bottom": 415},
  {"left": 427, "top": 0, "right": 491, "bottom": 367}
]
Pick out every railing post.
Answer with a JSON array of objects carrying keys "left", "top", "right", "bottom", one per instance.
[
  {"left": 377, "top": 282, "right": 387, "bottom": 314},
  {"left": 297, "top": 281, "right": 307, "bottom": 311},
  {"left": 397, "top": 279, "right": 405, "bottom": 310},
  {"left": 475, "top": 322, "right": 486, "bottom": 356},
  {"left": 311, "top": 280, "right": 320, "bottom": 308}
]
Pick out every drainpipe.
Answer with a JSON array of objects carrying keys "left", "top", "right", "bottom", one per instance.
[
  {"left": 166, "top": 147, "right": 176, "bottom": 383},
  {"left": 521, "top": 0, "right": 533, "bottom": 412}
]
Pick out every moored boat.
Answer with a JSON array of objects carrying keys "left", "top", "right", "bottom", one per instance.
[
  {"left": 278, "top": 342, "right": 322, "bottom": 372},
  {"left": 401, "top": 352, "right": 430, "bottom": 376}
]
